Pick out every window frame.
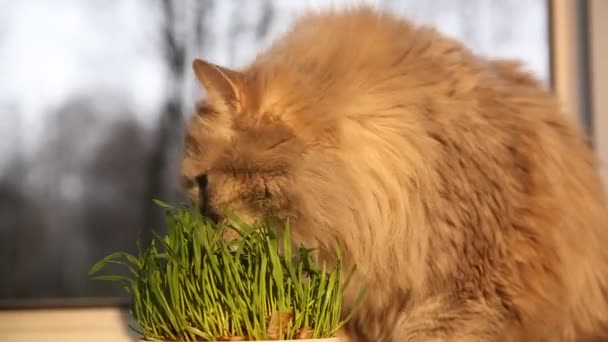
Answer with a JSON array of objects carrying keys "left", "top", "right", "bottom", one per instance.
[
  {"left": 550, "top": 0, "right": 608, "bottom": 187},
  {"left": 548, "top": 0, "right": 593, "bottom": 133},
  {"left": 587, "top": 0, "right": 608, "bottom": 187}
]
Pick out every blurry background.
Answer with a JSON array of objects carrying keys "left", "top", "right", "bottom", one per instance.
[{"left": 0, "top": 0, "right": 557, "bottom": 304}]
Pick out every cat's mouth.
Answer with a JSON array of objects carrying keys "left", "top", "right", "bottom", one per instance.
[
  {"left": 195, "top": 173, "right": 222, "bottom": 224},
  {"left": 199, "top": 204, "right": 221, "bottom": 224}
]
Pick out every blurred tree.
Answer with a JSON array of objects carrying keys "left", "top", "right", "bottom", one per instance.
[
  {"left": 257, "top": 0, "right": 275, "bottom": 40},
  {"left": 141, "top": 0, "right": 212, "bottom": 243},
  {"left": 1, "top": 94, "right": 150, "bottom": 299},
  {"left": 0, "top": 157, "right": 27, "bottom": 298},
  {"left": 81, "top": 114, "right": 149, "bottom": 298},
  {"left": 0, "top": 103, "right": 37, "bottom": 299}
]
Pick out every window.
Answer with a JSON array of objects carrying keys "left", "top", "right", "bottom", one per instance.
[{"left": 0, "top": 0, "right": 551, "bottom": 305}]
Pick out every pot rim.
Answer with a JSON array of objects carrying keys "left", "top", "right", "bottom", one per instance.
[{"left": 138, "top": 338, "right": 339, "bottom": 342}]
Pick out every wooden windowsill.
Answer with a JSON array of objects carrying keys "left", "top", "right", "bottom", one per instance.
[{"left": 0, "top": 307, "right": 139, "bottom": 342}]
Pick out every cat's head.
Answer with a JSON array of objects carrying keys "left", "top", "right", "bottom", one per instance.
[{"left": 181, "top": 59, "right": 341, "bottom": 227}]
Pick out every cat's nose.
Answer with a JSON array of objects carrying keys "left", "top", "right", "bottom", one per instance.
[{"left": 197, "top": 174, "right": 220, "bottom": 223}]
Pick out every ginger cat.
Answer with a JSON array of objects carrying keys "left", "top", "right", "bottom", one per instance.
[{"left": 181, "top": 6, "right": 608, "bottom": 341}]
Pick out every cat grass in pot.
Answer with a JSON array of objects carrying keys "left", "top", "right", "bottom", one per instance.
[{"left": 89, "top": 202, "right": 360, "bottom": 342}]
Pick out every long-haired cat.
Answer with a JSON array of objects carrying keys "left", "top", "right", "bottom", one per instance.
[{"left": 180, "top": 6, "right": 608, "bottom": 341}]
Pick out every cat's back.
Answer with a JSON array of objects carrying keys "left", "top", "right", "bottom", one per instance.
[
  {"left": 485, "top": 59, "right": 608, "bottom": 341},
  {"left": 253, "top": 7, "right": 467, "bottom": 92},
  {"left": 255, "top": 7, "right": 608, "bottom": 340}
]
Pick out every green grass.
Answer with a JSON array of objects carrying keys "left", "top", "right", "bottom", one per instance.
[{"left": 89, "top": 201, "right": 362, "bottom": 341}]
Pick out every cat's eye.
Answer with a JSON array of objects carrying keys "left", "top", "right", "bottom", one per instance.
[{"left": 181, "top": 176, "right": 197, "bottom": 189}]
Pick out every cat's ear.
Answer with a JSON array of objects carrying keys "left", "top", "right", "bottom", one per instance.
[{"left": 192, "top": 59, "right": 245, "bottom": 112}]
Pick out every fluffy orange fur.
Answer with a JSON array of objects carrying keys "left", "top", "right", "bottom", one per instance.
[{"left": 181, "top": 7, "right": 608, "bottom": 341}]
